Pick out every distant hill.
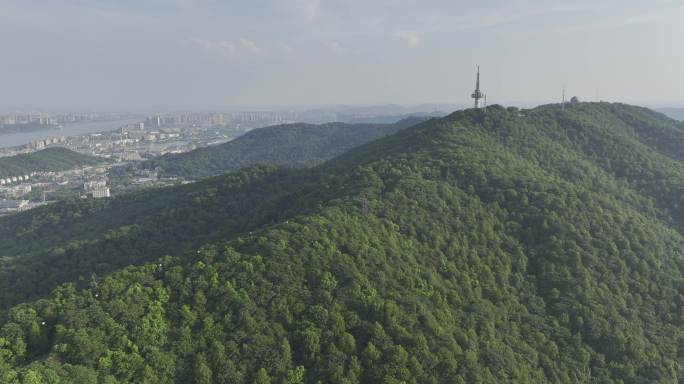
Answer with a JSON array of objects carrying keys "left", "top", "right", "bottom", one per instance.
[
  {"left": 342, "top": 112, "right": 445, "bottom": 124},
  {"left": 143, "top": 117, "right": 428, "bottom": 179},
  {"left": 295, "top": 103, "right": 455, "bottom": 123},
  {"left": 5, "top": 103, "right": 684, "bottom": 382},
  {"left": 656, "top": 107, "right": 684, "bottom": 121},
  {"left": 0, "top": 147, "right": 101, "bottom": 178}
]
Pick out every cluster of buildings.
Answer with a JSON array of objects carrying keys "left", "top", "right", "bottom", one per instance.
[
  {"left": 144, "top": 111, "right": 297, "bottom": 130},
  {"left": 4, "top": 115, "right": 245, "bottom": 162},
  {"left": 73, "top": 127, "right": 191, "bottom": 160},
  {"left": 2, "top": 109, "right": 317, "bottom": 163},
  {"left": 0, "top": 178, "right": 35, "bottom": 216},
  {"left": 0, "top": 112, "right": 99, "bottom": 127},
  {"left": 0, "top": 165, "right": 114, "bottom": 216},
  {"left": 123, "top": 123, "right": 183, "bottom": 142},
  {"left": 227, "top": 111, "right": 297, "bottom": 126},
  {"left": 67, "top": 116, "right": 252, "bottom": 160},
  {"left": 0, "top": 184, "right": 32, "bottom": 199},
  {"left": 0, "top": 111, "right": 288, "bottom": 131},
  {"left": 0, "top": 113, "right": 54, "bottom": 126},
  {"left": 145, "top": 113, "right": 226, "bottom": 128},
  {"left": 0, "top": 173, "right": 35, "bottom": 186},
  {"left": 84, "top": 180, "right": 110, "bottom": 198},
  {"left": 28, "top": 137, "right": 67, "bottom": 150},
  {"left": 0, "top": 108, "right": 328, "bottom": 216},
  {"left": 0, "top": 199, "right": 31, "bottom": 215}
]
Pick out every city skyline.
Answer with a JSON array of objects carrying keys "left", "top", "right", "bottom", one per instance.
[{"left": 1, "top": 0, "right": 684, "bottom": 109}]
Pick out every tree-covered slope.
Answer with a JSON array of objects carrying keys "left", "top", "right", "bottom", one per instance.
[
  {"left": 143, "top": 117, "right": 427, "bottom": 179},
  {"left": 0, "top": 166, "right": 318, "bottom": 308},
  {"left": 0, "top": 147, "right": 101, "bottom": 178},
  {"left": 2, "top": 103, "right": 684, "bottom": 382}
]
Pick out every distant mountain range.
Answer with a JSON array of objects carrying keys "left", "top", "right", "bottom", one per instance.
[
  {"left": 341, "top": 111, "right": 445, "bottom": 124},
  {"left": 144, "top": 116, "right": 430, "bottom": 179},
  {"left": 294, "top": 104, "right": 453, "bottom": 123}
]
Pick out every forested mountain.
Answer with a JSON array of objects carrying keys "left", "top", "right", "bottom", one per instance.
[
  {"left": 143, "top": 117, "right": 427, "bottom": 179},
  {"left": 0, "top": 147, "right": 101, "bottom": 178},
  {"left": 3, "top": 103, "right": 684, "bottom": 382}
]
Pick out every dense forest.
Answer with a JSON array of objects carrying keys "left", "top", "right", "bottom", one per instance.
[
  {"left": 0, "top": 148, "right": 101, "bottom": 178},
  {"left": 2, "top": 103, "right": 684, "bottom": 382},
  {"left": 143, "top": 117, "right": 427, "bottom": 179}
]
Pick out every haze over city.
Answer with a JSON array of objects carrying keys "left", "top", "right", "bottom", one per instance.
[{"left": 1, "top": 0, "right": 683, "bottom": 110}]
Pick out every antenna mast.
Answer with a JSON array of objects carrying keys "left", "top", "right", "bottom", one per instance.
[
  {"left": 471, "top": 65, "right": 484, "bottom": 109},
  {"left": 562, "top": 85, "right": 566, "bottom": 111}
]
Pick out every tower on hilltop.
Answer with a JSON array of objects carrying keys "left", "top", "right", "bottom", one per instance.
[{"left": 471, "top": 66, "right": 484, "bottom": 109}]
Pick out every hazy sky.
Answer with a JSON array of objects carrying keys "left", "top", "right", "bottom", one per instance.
[{"left": 1, "top": 0, "right": 683, "bottom": 110}]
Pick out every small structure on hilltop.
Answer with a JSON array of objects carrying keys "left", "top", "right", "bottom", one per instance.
[{"left": 471, "top": 66, "right": 485, "bottom": 109}]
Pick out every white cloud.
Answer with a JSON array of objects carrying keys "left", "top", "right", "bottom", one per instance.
[
  {"left": 187, "top": 38, "right": 236, "bottom": 60},
  {"left": 396, "top": 31, "right": 420, "bottom": 47},
  {"left": 325, "top": 41, "right": 345, "bottom": 55},
  {"left": 239, "top": 38, "right": 262, "bottom": 54},
  {"left": 279, "top": 43, "right": 295, "bottom": 56},
  {"left": 185, "top": 38, "right": 263, "bottom": 61},
  {"left": 303, "top": 0, "right": 320, "bottom": 21}
]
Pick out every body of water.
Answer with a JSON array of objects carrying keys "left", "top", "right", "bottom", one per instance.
[{"left": 0, "top": 119, "right": 140, "bottom": 149}]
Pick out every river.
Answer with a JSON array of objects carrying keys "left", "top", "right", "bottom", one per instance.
[{"left": 0, "top": 119, "right": 141, "bottom": 149}]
